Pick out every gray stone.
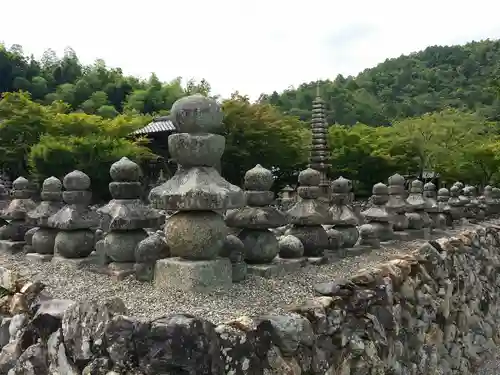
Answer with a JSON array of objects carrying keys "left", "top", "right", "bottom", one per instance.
[
  {"left": 362, "top": 182, "right": 393, "bottom": 241},
  {"left": 25, "top": 253, "right": 53, "bottom": 263},
  {"left": 54, "top": 230, "right": 95, "bottom": 258},
  {"left": 247, "top": 257, "right": 306, "bottom": 278},
  {"left": 154, "top": 257, "right": 232, "bottom": 291},
  {"left": 278, "top": 234, "right": 304, "bottom": 258}
]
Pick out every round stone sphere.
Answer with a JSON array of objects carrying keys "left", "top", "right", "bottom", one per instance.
[
  {"left": 298, "top": 168, "right": 321, "bottom": 187},
  {"left": 170, "top": 94, "right": 223, "bottom": 134},
  {"left": 135, "top": 233, "right": 170, "bottom": 262},
  {"left": 286, "top": 225, "right": 328, "bottom": 257},
  {"left": 326, "top": 228, "right": 343, "bottom": 250},
  {"left": 407, "top": 212, "right": 423, "bottom": 230},
  {"left": 165, "top": 211, "right": 227, "bottom": 260},
  {"left": 103, "top": 230, "right": 148, "bottom": 263},
  {"left": 63, "top": 170, "right": 91, "bottom": 191},
  {"left": 12, "top": 177, "right": 29, "bottom": 191},
  {"left": 54, "top": 229, "right": 95, "bottom": 258},
  {"left": 336, "top": 226, "right": 359, "bottom": 248},
  {"left": 278, "top": 235, "right": 304, "bottom": 258},
  {"left": 239, "top": 229, "right": 279, "bottom": 264},
  {"left": 244, "top": 164, "right": 274, "bottom": 191},
  {"left": 110, "top": 157, "right": 141, "bottom": 182},
  {"left": 388, "top": 173, "right": 405, "bottom": 187},
  {"left": 42, "top": 176, "right": 62, "bottom": 192},
  {"left": 331, "top": 176, "right": 350, "bottom": 193},
  {"left": 32, "top": 228, "right": 57, "bottom": 255}
]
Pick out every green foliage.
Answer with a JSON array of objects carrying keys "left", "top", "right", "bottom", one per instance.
[
  {"left": 261, "top": 40, "right": 500, "bottom": 125},
  {"left": 221, "top": 95, "right": 309, "bottom": 188}
]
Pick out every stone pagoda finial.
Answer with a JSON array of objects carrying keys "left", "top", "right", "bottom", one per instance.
[
  {"left": 309, "top": 83, "right": 330, "bottom": 199},
  {"left": 149, "top": 94, "right": 245, "bottom": 292}
]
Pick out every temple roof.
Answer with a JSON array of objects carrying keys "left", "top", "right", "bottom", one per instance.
[{"left": 131, "top": 115, "right": 176, "bottom": 135}]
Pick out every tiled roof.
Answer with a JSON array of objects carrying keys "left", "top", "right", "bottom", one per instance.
[{"left": 131, "top": 116, "right": 176, "bottom": 135}]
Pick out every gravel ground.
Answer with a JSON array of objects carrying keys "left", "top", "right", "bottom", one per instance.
[{"left": 0, "top": 221, "right": 489, "bottom": 325}]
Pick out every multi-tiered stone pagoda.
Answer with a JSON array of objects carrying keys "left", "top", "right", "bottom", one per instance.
[
  {"left": 309, "top": 85, "right": 331, "bottom": 200},
  {"left": 150, "top": 94, "right": 245, "bottom": 292}
]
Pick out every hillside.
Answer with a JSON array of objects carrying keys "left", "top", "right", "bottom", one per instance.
[{"left": 260, "top": 39, "right": 500, "bottom": 126}]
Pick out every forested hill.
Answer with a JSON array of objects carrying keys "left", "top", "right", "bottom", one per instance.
[{"left": 259, "top": 39, "right": 500, "bottom": 126}]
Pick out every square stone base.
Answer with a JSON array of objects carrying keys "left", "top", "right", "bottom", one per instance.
[
  {"left": 247, "top": 257, "right": 307, "bottom": 278},
  {"left": 0, "top": 240, "right": 25, "bottom": 254},
  {"left": 25, "top": 253, "right": 53, "bottom": 263},
  {"left": 154, "top": 257, "right": 232, "bottom": 292}
]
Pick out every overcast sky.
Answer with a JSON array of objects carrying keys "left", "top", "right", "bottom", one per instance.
[{"left": 2, "top": 0, "right": 500, "bottom": 100}]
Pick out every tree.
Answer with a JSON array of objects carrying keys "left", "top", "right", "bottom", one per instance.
[{"left": 221, "top": 96, "right": 309, "bottom": 188}]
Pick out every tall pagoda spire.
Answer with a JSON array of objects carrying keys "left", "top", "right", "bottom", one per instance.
[{"left": 309, "top": 82, "right": 331, "bottom": 199}]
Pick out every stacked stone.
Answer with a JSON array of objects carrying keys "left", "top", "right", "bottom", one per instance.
[
  {"left": 286, "top": 168, "right": 329, "bottom": 258},
  {"left": 454, "top": 182, "right": 470, "bottom": 219},
  {"left": 386, "top": 174, "right": 409, "bottom": 236},
  {"left": 278, "top": 185, "right": 295, "bottom": 212},
  {"left": 328, "top": 177, "right": 359, "bottom": 249},
  {"left": 491, "top": 187, "right": 500, "bottom": 214},
  {"left": 26, "top": 177, "right": 64, "bottom": 261},
  {"left": 48, "top": 171, "right": 100, "bottom": 259},
  {"left": 149, "top": 94, "right": 245, "bottom": 292},
  {"left": 226, "top": 164, "right": 287, "bottom": 265},
  {"left": 405, "top": 180, "right": 431, "bottom": 238},
  {"left": 361, "top": 183, "right": 393, "bottom": 242},
  {"left": 481, "top": 185, "right": 494, "bottom": 216},
  {"left": 0, "top": 177, "right": 36, "bottom": 252},
  {"left": 464, "top": 186, "right": 484, "bottom": 221},
  {"left": 437, "top": 188, "right": 453, "bottom": 227},
  {"left": 423, "top": 181, "right": 446, "bottom": 231},
  {"left": 98, "top": 157, "right": 163, "bottom": 280},
  {"left": 0, "top": 184, "right": 9, "bottom": 226},
  {"left": 447, "top": 185, "right": 464, "bottom": 221},
  {"left": 309, "top": 89, "right": 331, "bottom": 200}
]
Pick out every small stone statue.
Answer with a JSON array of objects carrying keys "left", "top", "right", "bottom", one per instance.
[
  {"left": 225, "top": 164, "right": 287, "bottom": 264},
  {"left": 386, "top": 174, "right": 409, "bottom": 233},
  {"left": 48, "top": 171, "right": 100, "bottom": 259},
  {"left": 423, "top": 182, "right": 445, "bottom": 231},
  {"left": 361, "top": 183, "right": 393, "bottom": 242},
  {"left": 286, "top": 168, "right": 329, "bottom": 258},
  {"left": 98, "top": 157, "right": 163, "bottom": 280},
  {"left": 437, "top": 188, "right": 453, "bottom": 227},
  {"left": 405, "top": 180, "right": 431, "bottom": 239},
  {"left": 448, "top": 185, "right": 465, "bottom": 221},
  {"left": 0, "top": 177, "right": 37, "bottom": 251},
  {"left": 27, "top": 177, "right": 64, "bottom": 259},
  {"left": 328, "top": 177, "right": 359, "bottom": 249}
]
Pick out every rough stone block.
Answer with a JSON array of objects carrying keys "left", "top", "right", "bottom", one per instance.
[
  {"left": 154, "top": 257, "right": 232, "bottom": 292},
  {"left": 25, "top": 253, "right": 53, "bottom": 263},
  {"left": 247, "top": 257, "right": 307, "bottom": 278},
  {"left": 0, "top": 267, "right": 17, "bottom": 291},
  {"left": 0, "top": 240, "right": 25, "bottom": 254}
]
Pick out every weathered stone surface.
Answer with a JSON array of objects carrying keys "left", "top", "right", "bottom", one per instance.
[
  {"left": 278, "top": 235, "right": 304, "bottom": 258},
  {"left": 2, "top": 225, "right": 500, "bottom": 374}
]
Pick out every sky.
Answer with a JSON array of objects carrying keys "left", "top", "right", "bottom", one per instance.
[{"left": 2, "top": 0, "right": 500, "bottom": 100}]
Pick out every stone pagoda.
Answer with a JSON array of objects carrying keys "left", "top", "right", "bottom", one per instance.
[
  {"left": 328, "top": 177, "right": 359, "bottom": 249},
  {"left": 491, "top": 187, "right": 500, "bottom": 214},
  {"left": 286, "top": 168, "right": 329, "bottom": 258},
  {"left": 309, "top": 84, "right": 331, "bottom": 201},
  {"left": 448, "top": 185, "right": 465, "bottom": 221},
  {"left": 226, "top": 165, "right": 287, "bottom": 262},
  {"left": 361, "top": 183, "right": 393, "bottom": 242},
  {"left": 0, "top": 177, "right": 36, "bottom": 252},
  {"left": 98, "top": 157, "right": 163, "bottom": 279},
  {"left": 437, "top": 188, "right": 453, "bottom": 227},
  {"left": 149, "top": 94, "right": 245, "bottom": 292},
  {"left": 405, "top": 179, "right": 431, "bottom": 239},
  {"left": 26, "top": 177, "right": 64, "bottom": 261},
  {"left": 386, "top": 173, "right": 409, "bottom": 239},
  {"left": 423, "top": 181, "right": 445, "bottom": 232},
  {"left": 481, "top": 185, "right": 494, "bottom": 216},
  {"left": 278, "top": 185, "right": 295, "bottom": 211},
  {"left": 0, "top": 184, "right": 9, "bottom": 226},
  {"left": 48, "top": 171, "right": 100, "bottom": 259}
]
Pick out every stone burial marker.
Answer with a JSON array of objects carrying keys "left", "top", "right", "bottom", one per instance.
[{"left": 149, "top": 94, "right": 245, "bottom": 292}]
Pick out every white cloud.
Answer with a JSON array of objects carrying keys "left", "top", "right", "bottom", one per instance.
[{"left": 1, "top": 0, "right": 500, "bottom": 100}]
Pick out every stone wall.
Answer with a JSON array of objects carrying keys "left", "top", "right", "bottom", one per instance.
[{"left": 1, "top": 225, "right": 500, "bottom": 374}]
